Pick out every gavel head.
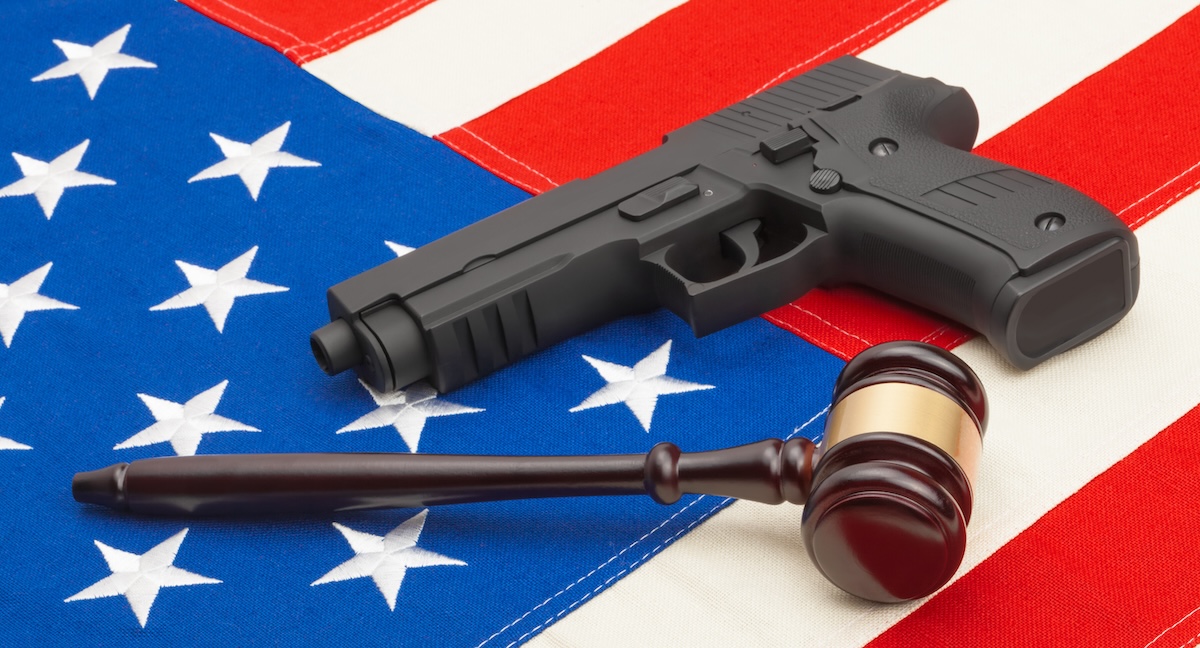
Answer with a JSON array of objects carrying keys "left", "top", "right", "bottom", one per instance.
[{"left": 802, "top": 341, "right": 987, "bottom": 603}]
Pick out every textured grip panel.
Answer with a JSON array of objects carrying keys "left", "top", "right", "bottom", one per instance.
[
  {"left": 924, "top": 169, "right": 1050, "bottom": 210},
  {"left": 811, "top": 75, "right": 1134, "bottom": 273}
]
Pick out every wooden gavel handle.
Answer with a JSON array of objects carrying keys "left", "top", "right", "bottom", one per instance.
[{"left": 73, "top": 438, "right": 816, "bottom": 516}]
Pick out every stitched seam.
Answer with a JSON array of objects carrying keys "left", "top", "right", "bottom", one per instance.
[
  {"left": 766, "top": 300, "right": 969, "bottom": 354},
  {"left": 195, "top": 4, "right": 290, "bottom": 52},
  {"left": 456, "top": 127, "right": 559, "bottom": 186},
  {"left": 473, "top": 497, "right": 707, "bottom": 648},
  {"left": 443, "top": 0, "right": 945, "bottom": 349},
  {"left": 919, "top": 325, "right": 948, "bottom": 344},
  {"left": 503, "top": 408, "right": 829, "bottom": 646},
  {"left": 289, "top": 0, "right": 420, "bottom": 51},
  {"left": 310, "top": 1, "right": 428, "bottom": 60},
  {"left": 481, "top": 408, "right": 828, "bottom": 647},
  {"left": 503, "top": 497, "right": 731, "bottom": 648},
  {"left": 1130, "top": 175, "right": 1200, "bottom": 229},
  {"left": 786, "top": 405, "right": 830, "bottom": 442},
  {"left": 438, "top": 133, "right": 544, "bottom": 195},
  {"left": 943, "top": 329, "right": 974, "bottom": 348},
  {"left": 447, "top": 0, "right": 942, "bottom": 208},
  {"left": 930, "top": 327, "right": 963, "bottom": 347},
  {"left": 454, "top": 127, "right": 559, "bottom": 188},
  {"left": 786, "top": 303, "right": 873, "bottom": 347},
  {"left": 446, "top": 0, "right": 940, "bottom": 210},
  {"left": 1146, "top": 605, "right": 1200, "bottom": 647},
  {"left": 292, "top": 0, "right": 434, "bottom": 63},
  {"left": 507, "top": 407, "right": 832, "bottom": 646},
  {"left": 748, "top": 0, "right": 939, "bottom": 95},
  {"left": 188, "top": 0, "right": 315, "bottom": 55},
  {"left": 761, "top": 312, "right": 852, "bottom": 360},
  {"left": 849, "top": 0, "right": 942, "bottom": 53},
  {"left": 1119, "top": 158, "right": 1200, "bottom": 217}
]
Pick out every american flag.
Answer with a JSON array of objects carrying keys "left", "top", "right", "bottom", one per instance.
[{"left": 2, "top": 0, "right": 1198, "bottom": 646}]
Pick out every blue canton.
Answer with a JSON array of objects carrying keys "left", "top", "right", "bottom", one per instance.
[{"left": 0, "top": 0, "right": 843, "bottom": 645}]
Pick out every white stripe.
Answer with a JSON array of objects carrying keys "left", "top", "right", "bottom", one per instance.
[
  {"left": 531, "top": 179, "right": 1200, "bottom": 648},
  {"left": 301, "top": 0, "right": 686, "bottom": 135},
  {"left": 529, "top": 2, "right": 1197, "bottom": 644},
  {"left": 858, "top": 0, "right": 1196, "bottom": 142}
]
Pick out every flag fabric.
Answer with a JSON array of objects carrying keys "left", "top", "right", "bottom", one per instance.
[{"left": 2, "top": 0, "right": 1199, "bottom": 647}]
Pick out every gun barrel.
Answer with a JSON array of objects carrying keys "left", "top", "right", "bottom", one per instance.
[{"left": 313, "top": 54, "right": 1138, "bottom": 393}]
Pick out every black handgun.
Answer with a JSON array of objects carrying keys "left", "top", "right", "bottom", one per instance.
[{"left": 311, "top": 56, "right": 1138, "bottom": 394}]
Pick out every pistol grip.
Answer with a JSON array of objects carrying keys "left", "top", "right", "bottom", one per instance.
[{"left": 807, "top": 69, "right": 1138, "bottom": 367}]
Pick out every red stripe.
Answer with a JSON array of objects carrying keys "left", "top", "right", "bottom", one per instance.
[
  {"left": 182, "top": 0, "right": 1200, "bottom": 362},
  {"left": 437, "top": 0, "right": 948, "bottom": 193},
  {"left": 761, "top": 289, "right": 970, "bottom": 362},
  {"left": 866, "top": 402, "right": 1200, "bottom": 648},
  {"left": 179, "top": 0, "right": 435, "bottom": 64},
  {"left": 773, "top": 7, "right": 1200, "bottom": 359},
  {"left": 974, "top": 7, "right": 1200, "bottom": 230},
  {"left": 441, "top": 5, "right": 1200, "bottom": 362},
  {"left": 861, "top": 19, "right": 1200, "bottom": 636},
  {"left": 436, "top": 0, "right": 956, "bottom": 361}
]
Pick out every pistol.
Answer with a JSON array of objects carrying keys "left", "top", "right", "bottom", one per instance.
[{"left": 311, "top": 56, "right": 1138, "bottom": 394}]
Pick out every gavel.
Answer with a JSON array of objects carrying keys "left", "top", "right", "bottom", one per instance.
[{"left": 73, "top": 341, "right": 986, "bottom": 603}]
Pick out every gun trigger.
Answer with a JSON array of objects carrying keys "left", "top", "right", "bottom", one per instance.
[{"left": 720, "top": 219, "right": 763, "bottom": 271}]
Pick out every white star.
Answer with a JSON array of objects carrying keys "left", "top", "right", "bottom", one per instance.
[
  {"left": 188, "top": 122, "right": 320, "bottom": 200},
  {"left": 32, "top": 25, "right": 156, "bottom": 99},
  {"left": 114, "top": 380, "right": 258, "bottom": 456},
  {"left": 149, "top": 246, "right": 288, "bottom": 333},
  {"left": 384, "top": 241, "right": 414, "bottom": 257},
  {"left": 312, "top": 510, "right": 465, "bottom": 611},
  {"left": 65, "top": 529, "right": 220, "bottom": 627},
  {"left": 0, "top": 140, "right": 115, "bottom": 219},
  {"left": 0, "top": 398, "right": 32, "bottom": 450},
  {"left": 0, "top": 263, "right": 78, "bottom": 347},
  {"left": 570, "top": 340, "right": 714, "bottom": 432},
  {"left": 338, "top": 380, "right": 482, "bottom": 453}
]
